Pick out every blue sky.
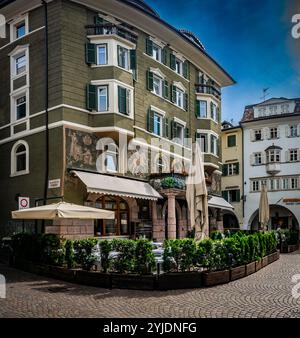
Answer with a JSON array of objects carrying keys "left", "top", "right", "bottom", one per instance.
[{"left": 146, "top": 0, "right": 300, "bottom": 124}]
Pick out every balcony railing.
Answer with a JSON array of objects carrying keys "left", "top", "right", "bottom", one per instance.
[
  {"left": 149, "top": 173, "right": 187, "bottom": 191},
  {"left": 195, "top": 84, "right": 221, "bottom": 100},
  {"left": 86, "top": 23, "right": 138, "bottom": 44}
]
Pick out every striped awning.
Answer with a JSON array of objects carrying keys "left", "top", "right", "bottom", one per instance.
[{"left": 72, "top": 170, "right": 162, "bottom": 201}]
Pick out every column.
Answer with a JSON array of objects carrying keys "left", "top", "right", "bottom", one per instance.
[{"left": 167, "top": 193, "right": 176, "bottom": 239}]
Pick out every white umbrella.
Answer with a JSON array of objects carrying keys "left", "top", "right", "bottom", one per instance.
[
  {"left": 259, "top": 184, "right": 269, "bottom": 231},
  {"left": 11, "top": 202, "right": 114, "bottom": 220},
  {"left": 186, "top": 142, "right": 209, "bottom": 241}
]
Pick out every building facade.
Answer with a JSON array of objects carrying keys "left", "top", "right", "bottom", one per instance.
[
  {"left": 221, "top": 121, "right": 244, "bottom": 229},
  {"left": 0, "top": 0, "right": 234, "bottom": 239},
  {"left": 241, "top": 98, "right": 300, "bottom": 231}
]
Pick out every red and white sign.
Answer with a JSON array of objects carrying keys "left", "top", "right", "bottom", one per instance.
[{"left": 18, "top": 197, "right": 30, "bottom": 210}]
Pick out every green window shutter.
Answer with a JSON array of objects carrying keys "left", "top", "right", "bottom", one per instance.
[
  {"left": 130, "top": 49, "right": 136, "bottom": 70},
  {"left": 217, "top": 106, "right": 221, "bottom": 123},
  {"left": 195, "top": 100, "right": 200, "bottom": 118},
  {"left": 236, "top": 162, "right": 240, "bottom": 175},
  {"left": 147, "top": 108, "right": 154, "bottom": 133},
  {"left": 95, "top": 16, "right": 103, "bottom": 35},
  {"left": 222, "top": 164, "right": 228, "bottom": 176},
  {"left": 163, "top": 80, "right": 169, "bottom": 99},
  {"left": 217, "top": 139, "right": 220, "bottom": 156},
  {"left": 170, "top": 85, "right": 176, "bottom": 103},
  {"left": 162, "top": 47, "right": 168, "bottom": 65},
  {"left": 86, "top": 84, "right": 97, "bottom": 111},
  {"left": 147, "top": 70, "right": 154, "bottom": 91},
  {"left": 171, "top": 121, "right": 177, "bottom": 139},
  {"left": 183, "top": 61, "right": 189, "bottom": 79},
  {"left": 118, "top": 86, "right": 127, "bottom": 114},
  {"left": 185, "top": 127, "right": 190, "bottom": 138},
  {"left": 184, "top": 93, "right": 188, "bottom": 111},
  {"left": 85, "top": 43, "right": 96, "bottom": 65},
  {"left": 222, "top": 191, "right": 229, "bottom": 201},
  {"left": 210, "top": 101, "right": 214, "bottom": 118},
  {"left": 236, "top": 190, "right": 241, "bottom": 202},
  {"left": 164, "top": 117, "right": 169, "bottom": 138},
  {"left": 170, "top": 53, "right": 176, "bottom": 70},
  {"left": 195, "top": 132, "right": 200, "bottom": 141},
  {"left": 146, "top": 37, "right": 153, "bottom": 56}
]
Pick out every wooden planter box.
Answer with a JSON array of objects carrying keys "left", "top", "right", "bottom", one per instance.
[
  {"left": 230, "top": 265, "right": 246, "bottom": 281},
  {"left": 111, "top": 274, "right": 155, "bottom": 290},
  {"left": 157, "top": 272, "right": 203, "bottom": 290},
  {"left": 281, "top": 244, "right": 299, "bottom": 253},
  {"left": 267, "top": 251, "right": 279, "bottom": 265},
  {"left": 262, "top": 256, "right": 268, "bottom": 268},
  {"left": 245, "top": 262, "right": 256, "bottom": 276},
  {"left": 48, "top": 266, "right": 76, "bottom": 282},
  {"left": 203, "top": 270, "right": 230, "bottom": 287},
  {"left": 255, "top": 260, "right": 262, "bottom": 271},
  {"left": 75, "top": 270, "right": 111, "bottom": 289}
]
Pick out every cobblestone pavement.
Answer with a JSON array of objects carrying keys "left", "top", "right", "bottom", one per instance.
[{"left": 1, "top": 251, "right": 300, "bottom": 318}]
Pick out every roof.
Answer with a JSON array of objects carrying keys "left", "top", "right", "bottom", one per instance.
[
  {"left": 265, "top": 145, "right": 283, "bottom": 151},
  {"left": 123, "top": 0, "right": 159, "bottom": 18}
]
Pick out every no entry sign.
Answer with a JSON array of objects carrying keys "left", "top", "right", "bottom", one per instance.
[{"left": 18, "top": 197, "right": 30, "bottom": 210}]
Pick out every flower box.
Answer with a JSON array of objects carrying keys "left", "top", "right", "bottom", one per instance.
[
  {"left": 203, "top": 269, "right": 230, "bottom": 287},
  {"left": 245, "top": 262, "right": 256, "bottom": 276},
  {"left": 111, "top": 273, "right": 155, "bottom": 290},
  {"left": 75, "top": 270, "right": 111, "bottom": 288},
  {"left": 255, "top": 260, "right": 262, "bottom": 271},
  {"left": 157, "top": 272, "right": 203, "bottom": 290},
  {"left": 262, "top": 256, "right": 268, "bottom": 268},
  {"left": 230, "top": 265, "right": 246, "bottom": 281}
]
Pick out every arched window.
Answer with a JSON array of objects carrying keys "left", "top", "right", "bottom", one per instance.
[{"left": 11, "top": 140, "right": 29, "bottom": 176}]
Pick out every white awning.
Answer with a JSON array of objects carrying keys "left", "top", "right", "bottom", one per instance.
[
  {"left": 72, "top": 171, "right": 162, "bottom": 201},
  {"left": 208, "top": 196, "right": 234, "bottom": 211}
]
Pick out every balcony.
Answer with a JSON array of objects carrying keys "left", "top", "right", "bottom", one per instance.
[
  {"left": 149, "top": 173, "right": 187, "bottom": 191},
  {"left": 266, "top": 163, "right": 281, "bottom": 175},
  {"left": 195, "top": 84, "right": 221, "bottom": 100},
  {"left": 86, "top": 23, "right": 138, "bottom": 44}
]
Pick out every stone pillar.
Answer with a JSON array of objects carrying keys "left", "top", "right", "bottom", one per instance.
[{"left": 167, "top": 193, "right": 176, "bottom": 239}]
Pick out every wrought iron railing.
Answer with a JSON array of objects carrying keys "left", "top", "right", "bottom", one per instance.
[{"left": 195, "top": 84, "right": 221, "bottom": 100}]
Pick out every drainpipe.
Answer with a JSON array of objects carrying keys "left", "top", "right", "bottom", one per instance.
[{"left": 42, "top": 0, "right": 49, "bottom": 229}]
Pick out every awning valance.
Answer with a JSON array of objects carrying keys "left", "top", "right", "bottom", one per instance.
[
  {"left": 208, "top": 196, "right": 234, "bottom": 211},
  {"left": 72, "top": 171, "right": 162, "bottom": 201}
]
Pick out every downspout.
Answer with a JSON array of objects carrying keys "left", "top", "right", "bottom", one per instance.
[{"left": 42, "top": 1, "right": 49, "bottom": 215}]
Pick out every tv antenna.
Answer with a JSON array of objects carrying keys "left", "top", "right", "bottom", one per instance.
[{"left": 260, "top": 88, "right": 270, "bottom": 102}]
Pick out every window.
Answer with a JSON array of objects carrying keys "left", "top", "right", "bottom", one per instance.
[
  {"left": 211, "top": 103, "right": 217, "bottom": 121},
  {"left": 175, "top": 87, "right": 184, "bottom": 108},
  {"left": 117, "top": 46, "right": 129, "bottom": 70},
  {"left": 270, "top": 179, "right": 275, "bottom": 191},
  {"left": 210, "top": 135, "right": 218, "bottom": 155},
  {"left": 227, "top": 135, "right": 236, "bottom": 147},
  {"left": 118, "top": 86, "right": 130, "bottom": 115},
  {"left": 275, "top": 179, "right": 280, "bottom": 190},
  {"left": 290, "top": 125, "right": 298, "bottom": 137},
  {"left": 255, "top": 130, "right": 262, "bottom": 141},
  {"left": 291, "top": 178, "right": 299, "bottom": 189},
  {"left": 266, "top": 150, "right": 281, "bottom": 163},
  {"left": 10, "top": 16, "right": 28, "bottom": 42},
  {"left": 175, "top": 58, "right": 182, "bottom": 75},
  {"left": 196, "top": 100, "right": 207, "bottom": 118},
  {"left": 153, "top": 112, "right": 163, "bottom": 136},
  {"left": 11, "top": 141, "right": 29, "bottom": 176},
  {"left": 281, "top": 104, "right": 289, "bottom": 114},
  {"left": 15, "top": 53, "right": 26, "bottom": 75},
  {"left": 289, "top": 149, "right": 299, "bottom": 162},
  {"left": 227, "top": 190, "right": 240, "bottom": 203},
  {"left": 254, "top": 153, "right": 262, "bottom": 165},
  {"left": 16, "top": 95, "right": 26, "bottom": 120},
  {"left": 153, "top": 74, "right": 163, "bottom": 96},
  {"left": 252, "top": 181, "right": 260, "bottom": 192},
  {"left": 98, "top": 86, "right": 108, "bottom": 111},
  {"left": 270, "top": 127, "right": 278, "bottom": 139},
  {"left": 152, "top": 43, "right": 161, "bottom": 62},
  {"left": 227, "top": 163, "right": 239, "bottom": 176},
  {"left": 174, "top": 123, "right": 184, "bottom": 144},
  {"left": 97, "top": 44, "right": 107, "bottom": 65},
  {"left": 282, "top": 178, "right": 289, "bottom": 190},
  {"left": 198, "top": 133, "right": 208, "bottom": 153},
  {"left": 106, "top": 151, "right": 118, "bottom": 172},
  {"left": 16, "top": 22, "right": 25, "bottom": 39}
]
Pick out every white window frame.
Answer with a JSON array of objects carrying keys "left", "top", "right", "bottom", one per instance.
[
  {"left": 11, "top": 88, "right": 29, "bottom": 123},
  {"left": 117, "top": 45, "right": 129, "bottom": 70},
  {"left": 210, "top": 134, "right": 218, "bottom": 156},
  {"left": 153, "top": 112, "right": 163, "bottom": 137},
  {"left": 98, "top": 86, "right": 108, "bottom": 112},
  {"left": 97, "top": 44, "right": 108, "bottom": 65},
  {"left": 199, "top": 100, "right": 207, "bottom": 118},
  {"left": 198, "top": 133, "right": 208, "bottom": 153},
  {"left": 270, "top": 127, "right": 278, "bottom": 139},
  {"left": 10, "top": 14, "right": 29, "bottom": 42},
  {"left": 153, "top": 74, "right": 163, "bottom": 97},
  {"left": 291, "top": 177, "right": 299, "bottom": 189},
  {"left": 175, "top": 87, "right": 184, "bottom": 109},
  {"left": 228, "top": 163, "right": 238, "bottom": 176},
  {"left": 289, "top": 125, "right": 298, "bottom": 137},
  {"left": 175, "top": 57, "right": 183, "bottom": 75},
  {"left": 252, "top": 180, "right": 260, "bottom": 192},
  {"left": 10, "top": 45, "right": 29, "bottom": 80},
  {"left": 10, "top": 140, "right": 29, "bottom": 177},
  {"left": 255, "top": 129, "right": 262, "bottom": 141},
  {"left": 289, "top": 149, "right": 298, "bottom": 162},
  {"left": 174, "top": 122, "right": 184, "bottom": 145},
  {"left": 211, "top": 103, "right": 218, "bottom": 121},
  {"left": 254, "top": 152, "right": 262, "bottom": 165},
  {"left": 152, "top": 42, "right": 162, "bottom": 62},
  {"left": 266, "top": 149, "right": 281, "bottom": 163}
]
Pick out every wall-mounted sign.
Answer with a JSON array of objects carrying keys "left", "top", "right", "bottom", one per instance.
[
  {"left": 18, "top": 197, "right": 30, "bottom": 210},
  {"left": 283, "top": 198, "right": 300, "bottom": 205},
  {"left": 48, "top": 179, "right": 61, "bottom": 189}
]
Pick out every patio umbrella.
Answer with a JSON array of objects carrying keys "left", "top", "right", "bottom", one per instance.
[
  {"left": 11, "top": 202, "right": 115, "bottom": 220},
  {"left": 259, "top": 184, "right": 270, "bottom": 231},
  {"left": 186, "top": 142, "right": 209, "bottom": 241}
]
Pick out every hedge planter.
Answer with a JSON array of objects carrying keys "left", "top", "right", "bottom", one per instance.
[
  {"left": 157, "top": 272, "right": 203, "bottom": 290},
  {"left": 230, "top": 265, "right": 246, "bottom": 281},
  {"left": 75, "top": 270, "right": 111, "bottom": 289},
  {"left": 48, "top": 266, "right": 76, "bottom": 282},
  {"left": 262, "top": 256, "right": 268, "bottom": 268},
  {"left": 267, "top": 251, "right": 279, "bottom": 264},
  {"left": 281, "top": 244, "right": 299, "bottom": 253},
  {"left": 245, "top": 262, "right": 256, "bottom": 276},
  {"left": 111, "top": 274, "right": 155, "bottom": 290},
  {"left": 203, "top": 270, "right": 230, "bottom": 287},
  {"left": 255, "top": 260, "right": 262, "bottom": 271}
]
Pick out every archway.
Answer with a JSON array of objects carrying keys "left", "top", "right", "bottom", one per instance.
[{"left": 223, "top": 211, "right": 240, "bottom": 230}]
